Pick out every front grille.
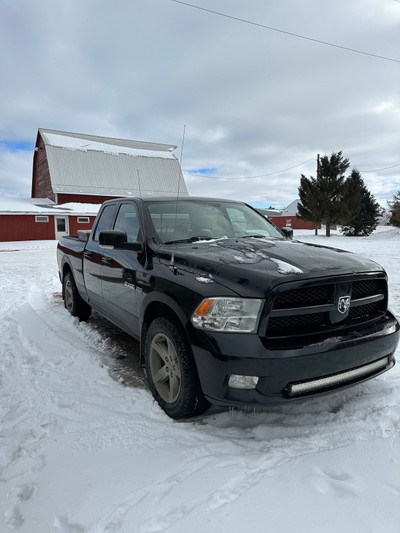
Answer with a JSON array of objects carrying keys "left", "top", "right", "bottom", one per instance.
[
  {"left": 267, "top": 312, "right": 329, "bottom": 335},
  {"left": 352, "top": 279, "right": 385, "bottom": 299},
  {"left": 273, "top": 285, "right": 331, "bottom": 309},
  {"left": 266, "top": 275, "right": 387, "bottom": 343},
  {"left": 349, "top": 302, "right": 383, "bottom": 320}
]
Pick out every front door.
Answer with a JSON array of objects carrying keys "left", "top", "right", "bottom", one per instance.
[
  {"left": 55, "top": 216, "right": 68, "bottom": 240},
  {"left": 101, "top": 202, "right": 142, "bottom": 336}
]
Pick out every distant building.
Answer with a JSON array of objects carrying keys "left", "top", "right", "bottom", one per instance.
[
  {"left": 268, "top": 199, "right": 316, "bottom": 230},
  {"left": 377, "top": 209, "right": 391, "bottom": 226},
  {"left": 257, "top": 207, "right": 283, "bottom": 217}
]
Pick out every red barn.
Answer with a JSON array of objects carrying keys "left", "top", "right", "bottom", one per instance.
[
  {"left": 32, "top": 128, "right": 187, "bottom": 204},
  {"left": 1, "top": 129, "right": 187, "bottom": 241}
]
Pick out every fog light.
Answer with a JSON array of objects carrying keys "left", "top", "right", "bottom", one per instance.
[{"left": 228, "top": 374, "right": 259, "bottom": 390}]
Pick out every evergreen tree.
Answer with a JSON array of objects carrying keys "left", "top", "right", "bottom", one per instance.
[
  {"left": 298, "top": 151, "right": 350, "bottom": 236},
  {"left": 297, "top": 174, "right": 323, "bottom": 235},
  {"left": 389, "top": 190, "right": 400, "bottom": 227},
  {"left": 340, "top": 169, "right": 363, "bottom": 223},
  {"left": 318, "top": 152, "right": 350, "bottom": 236},
  {"left": 341, "top": 170, "right": 380, "bottom": 236}
]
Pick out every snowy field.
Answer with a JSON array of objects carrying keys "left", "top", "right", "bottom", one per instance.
[{"left": 1, "top": 227, "right": 399, "bottom": 533}]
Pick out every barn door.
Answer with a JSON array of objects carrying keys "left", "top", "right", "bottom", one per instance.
[{"left": 55, "top": 216, "right": 69, "bottom": 240}]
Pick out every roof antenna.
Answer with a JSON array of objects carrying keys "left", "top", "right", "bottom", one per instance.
[
  {"left": 172, "top": 125, "right": 187, "bottom": 243},
  {"left": 180, "top": 125, "right": 186, "bottom": 167},
  {"left": 177, "top": 124, "right": 186, "bottom": 198},
  {"left": 137, "top": 169, "right": 142, "bottom": 197}
]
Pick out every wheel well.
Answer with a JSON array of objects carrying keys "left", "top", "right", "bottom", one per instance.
[
  {"left": 62, "top": 262, "right": 72, "bottom": 279},
  {"left": 140, "top": 302, "right": 186, "bottom": 364}
]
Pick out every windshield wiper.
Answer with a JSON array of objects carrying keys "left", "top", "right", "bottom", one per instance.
[
  {"left": 240, "top": 234, "right": 267, "bottom": 239},
  {"left": 165, "top": 236, "right": 213, "bottom": 245}
]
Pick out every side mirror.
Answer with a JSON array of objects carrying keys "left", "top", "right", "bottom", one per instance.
[
  {"left": 99, "top": 230, "right": 127, "bottom": 247},
  {"left": 99, "top": 230, "right": 143, "bottom": 251},
  {"left": 281, "top": 227, "right": 293, "bottom": 240}
]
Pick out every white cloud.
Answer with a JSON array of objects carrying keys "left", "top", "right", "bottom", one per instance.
[
  {"left": 0, "top": 0, "right": 399, "bottom": 206},
  {"left": 0, "top": 148, "right": 33, "bottom": 197}
]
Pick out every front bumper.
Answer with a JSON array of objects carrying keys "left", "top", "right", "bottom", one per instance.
[{"left": 189, "top": 311, "right": 400, "bottom": 407}]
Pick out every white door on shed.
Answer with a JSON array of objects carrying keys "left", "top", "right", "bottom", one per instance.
[{"left": 55, "top": 216, "right": 69, "bottom": 240}]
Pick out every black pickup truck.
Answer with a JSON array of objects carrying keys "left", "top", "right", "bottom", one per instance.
[{"left": 57, "top": 196, "right": 399, "bottom": 419}]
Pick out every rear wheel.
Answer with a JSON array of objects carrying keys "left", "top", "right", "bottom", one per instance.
[
  {"left": 145, "top": 317, "right": 210, "bottom": 419},
  {"left": 63, "top": 271, "right": 91, "bottom": 321}
]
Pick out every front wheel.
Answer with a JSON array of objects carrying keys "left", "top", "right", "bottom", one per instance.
[
  {"left": 145, "top": 317, "right": 210, "bottom": 419},
  {"left": 63, "top": 271, "right": 91, "bottom": 321}
]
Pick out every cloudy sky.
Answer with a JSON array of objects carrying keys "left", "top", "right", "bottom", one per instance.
[{"left": 0, "top": 0, "right": 399, "bottom": 208}]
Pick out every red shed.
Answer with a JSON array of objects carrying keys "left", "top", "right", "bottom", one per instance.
[
  {"left": 0, "top": 198, "right": 99, "bottom": 242},
  {"left": 267, "top": 200, "right": 318, "bottom": 230},
  {"left": 269, "top": 216, "right": 316, "bottom": 230}
]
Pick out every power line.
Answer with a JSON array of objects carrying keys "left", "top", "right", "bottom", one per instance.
[
  {"left": 186, "top": 158, "right": 315, "bottom": 180},
  {"left": 186, "top": 158, "right": 400, "bottom": 179},
  {"left": 168, "top": 0, "right": 400, "bottom": 64},
  {"left": 360, "top": 162, "right": 400, "bottom": 173}
]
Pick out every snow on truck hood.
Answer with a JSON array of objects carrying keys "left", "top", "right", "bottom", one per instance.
[{"left": 158, "top": 237, "right": 384, "bottom": 298}]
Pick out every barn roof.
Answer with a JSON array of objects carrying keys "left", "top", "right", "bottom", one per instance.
[{"left": 37, "top": 128, "right": 188, "bottom": 197}]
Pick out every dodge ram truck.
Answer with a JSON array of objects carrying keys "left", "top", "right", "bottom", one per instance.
[{"left": 57, "top": 197, "right": 399, "bottom": 419}]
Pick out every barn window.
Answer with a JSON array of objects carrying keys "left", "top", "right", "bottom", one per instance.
[
  {"left": 77, "top": 217, "right": 90, "bottom": 223},
  {"left": 35, "top": 216, "right": 49, "bottom": 222}
]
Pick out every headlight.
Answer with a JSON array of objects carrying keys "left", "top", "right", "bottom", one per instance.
[{"left": 191, "top": 297, "right": 263, "bottom": 333}]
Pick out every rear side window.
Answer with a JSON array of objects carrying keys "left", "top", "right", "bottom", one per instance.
[{"left": 94, "top": 205, "right": 117, "bottom": 241}]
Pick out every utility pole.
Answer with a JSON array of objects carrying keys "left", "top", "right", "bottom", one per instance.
[{"left": 315, "top": 154, "right": 320, "bottom": 235}]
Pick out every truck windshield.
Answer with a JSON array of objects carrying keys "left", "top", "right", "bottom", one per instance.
[{"left": 146, "top": 200, "right": 284, "bottom": 244}]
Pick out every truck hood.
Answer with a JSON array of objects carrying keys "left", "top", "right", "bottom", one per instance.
[{"left": 157, "top": 237, "right": 384, "bottom": 298}]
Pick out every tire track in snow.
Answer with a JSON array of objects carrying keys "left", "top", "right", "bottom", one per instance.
[{"left": 83, "top": 367, "right": 400, "bottom": 533}]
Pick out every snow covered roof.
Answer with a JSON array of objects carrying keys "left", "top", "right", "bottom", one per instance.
[
  {"left": 281, "top": 200, "right": 300, "bottom": 216},
  {"left": 41, "top": 130, "right": 177, "bottom": 159},
  {"left": 259, "top": 208, "right": 283, "bottom": 217},
  {"left": 37, "top": 128, "right": 188, "bottom": 197},
  {"left": 0, "top": 197, "right": 101, "bottom": 215}
]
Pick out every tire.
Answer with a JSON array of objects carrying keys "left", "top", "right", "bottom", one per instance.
[
  {"left": 63, "top": 271, "right": 92, "bottom": 321},
  {"left": 145, "top": 317, "right": 210, "bottom": 419}
]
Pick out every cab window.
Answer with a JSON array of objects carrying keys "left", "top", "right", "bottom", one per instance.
[
  {"left": 94, "top": 204, "right": 118, "bottom": 241},
  {"left": 114, "top": 203, "right": 141, "bottom": 243}
]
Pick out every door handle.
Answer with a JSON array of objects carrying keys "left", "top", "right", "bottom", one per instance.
[
  {"left": 102, "top": 257, "right": 114, "bottom": 264},
  {"left": 83, "top": 251, "right": 93, "bottom": 258}
]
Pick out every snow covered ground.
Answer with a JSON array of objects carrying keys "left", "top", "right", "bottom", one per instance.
[{"left": 0, "top": 227, "right": 399, "bottom": 533}]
